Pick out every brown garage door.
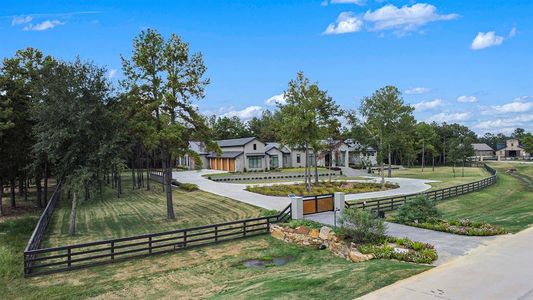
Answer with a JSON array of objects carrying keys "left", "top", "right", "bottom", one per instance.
[{"left": 229, "top": 159, "right": 235, "bottom": 172}]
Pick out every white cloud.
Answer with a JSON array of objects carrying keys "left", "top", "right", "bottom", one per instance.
[
  {"left": 363, "top": 3, "right": 458, "bottom": 34},
  {"left": 11, "top": 16, "right": 32, "bottom": 25},
  {"left": 509, "top": 27, "right": 517, "bottom": 38},
  {"left": 490, "top": 99, "right": 533, "bottom": 114},
  {"left": 23, "top": 20, "right": 65, "bottom": 31},
  {"left": 107, "top": 69, "right": 118, "bottom": 79},
  {"left": 457, "top": 95, "right": 478, "bottom": 103},
  {"left": 413, "top": 98, "right": 443, "bottom": 111},
  {"left": 474, "top": 114, "right": 533, "bottom": 130},
  {"left": 405, "top": 87, "right": 430, "bottom": 95},
  {"left": 265, "top": 93, "right": 287, "bottom": 106},
  {"left": 428, "top": 112, "right": 470, "bottom": 123},
  {"left": 323, "top": 12, "right": 363, "bottom": 35},
  {"left": 222, "top": 106, "right": 263, "bottom": 121},
  {"left": 471, "top": 31, "right": 504, "bottom": 50}
]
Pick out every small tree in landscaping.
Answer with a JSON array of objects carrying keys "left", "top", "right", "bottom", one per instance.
[
  {"left": 396, "top": 195, "right": 441, "bottom": 224},
  {"left": 339, "top": 208, "right": 386, "bottom": 243}
]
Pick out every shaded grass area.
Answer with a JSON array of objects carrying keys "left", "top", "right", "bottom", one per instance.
[
  {"left": 390, "top": 166, "right": 489, "bottom": 190},
  {"left": 45, "top": 174, "right": 263, "bottom": 246},
  {"left": 436, "top": 162, "right": 533, "bottom": 233},
  {"left": 0, "top": 219, "right": 430, "bottom": 300}
]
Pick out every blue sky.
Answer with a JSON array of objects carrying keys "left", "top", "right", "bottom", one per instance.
[{"left": 1, "top": 0, "right": 532, "bottom": 135}]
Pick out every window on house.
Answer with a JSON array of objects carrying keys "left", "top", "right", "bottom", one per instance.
[
  {"left": 270, "top": 156, "right": 279, "bottom": 169},
  {"left": 248, "top": 156, "right": 262, "bottom": 168},
  {"left": 253, "top": 144, "right": 257, "bottom": 150},
  {"left": 296, "top": 154, "right": 301, "bottom": 163}
]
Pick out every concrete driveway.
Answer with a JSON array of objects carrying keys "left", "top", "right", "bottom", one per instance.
[
  {"left": 358, "top": 226, "right": 533, "bottom": 300},
  {"left": 172, "top": 169, "right": 436, "bottom": 210}
]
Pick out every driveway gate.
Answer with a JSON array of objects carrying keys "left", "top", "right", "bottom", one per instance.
[{"left": 303, "top": 194, "right": 334, "bottom": 215}]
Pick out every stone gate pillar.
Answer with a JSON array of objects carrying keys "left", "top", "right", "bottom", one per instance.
[
  {"left": 290, "top": 196, "right": 303, "bottom": 220},
  {"left": 334, "top": 192, "right": 345, "bottom": 213}
]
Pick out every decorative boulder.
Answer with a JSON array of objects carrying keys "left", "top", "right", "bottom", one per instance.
[
  {"left": 348, "top": 249, "right": 374, "bottom": 263},
  {"left": 319, "top": 226, "right": 332, "bottom": 240},
  {"left": 309, "top": 229, "right": 320, "bottom": 238},
  {"left": 295, "top": 226, "right": 310, "bottom": 235}
]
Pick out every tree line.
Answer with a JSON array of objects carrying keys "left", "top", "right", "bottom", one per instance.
[{"left": 1, "top": 28, "right": 533, "bottom": 222}]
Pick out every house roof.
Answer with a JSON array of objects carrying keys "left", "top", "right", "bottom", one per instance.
[
  {"left": 265, "top": 142, "right": 290, "bottom": 154},
  {"left": 206, "top": 151, "right": 243, "bottom": 159},
  {"left": 188, "top": 141, "right": 207, "bottom": 154},
  {"left": 216, "top": 137, "right": 257, "bottom": 147},
  {"left": 345, "top": 139, "right": 376, "bottom": 152},
  {"left": 472, "top": 143, "right": 494, "bottom": 151}
]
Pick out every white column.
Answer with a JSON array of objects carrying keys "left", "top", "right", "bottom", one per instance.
[
  {"left": 290, "top": 196, "right": 304, "bottom": 220},
  {"left": 334, "top": 192, "right": 345, "bottom": 214},
  {"left": 345, "top": 150, "right": 349, "bottom": 167}
]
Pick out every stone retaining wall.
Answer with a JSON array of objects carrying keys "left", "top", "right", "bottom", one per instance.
[{"left": 270, "top": 224, "right": 374, "bottom": 263}]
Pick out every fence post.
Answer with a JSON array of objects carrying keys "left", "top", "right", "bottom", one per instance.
[
  {"left": 111, "top": 242, "right": 115, "bottom": 260},
  {"left": 183, "top": 231, "right": 188, "bottom": 247},
  {"left": 243, "top": 221, "right": 247, "bottom": 237},
  {"left": 215, "top": 226, "right": 219, "bottom": 242},
  {"left": 67, "top": 248, "right": 72, "bottom": 268},
  {"left": 149, "top": 237, "right": 152, "bottom": 254},
  {"left": 334, "top": 192, "right": 345, "bottom": 214},
  {"left": 290, "top": 196, "right": 304, "bottom": 220}
]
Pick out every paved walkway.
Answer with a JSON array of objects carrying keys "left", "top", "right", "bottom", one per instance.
[
  {"left": 172, "top": 169, "right": 436, "bottom": 210},
  {"left": 306, "top": 212, "right": 495, "bottom": 266},
  {"left": 358, "top": 226, "right": 533, "bottom": 300}
]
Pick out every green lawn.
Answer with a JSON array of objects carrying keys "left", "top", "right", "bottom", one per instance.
[
  {"left": 389, "top": 166, "right": 489, "bottom": 190},
  {"left": 45, "top": 174, "right": 264, "bottom": 246},
  {"left": 436, "top": 162, "right": 533, "bottom": 233},
  {"left": 0, "top": 216, "right": 430, "bottom": 300}
]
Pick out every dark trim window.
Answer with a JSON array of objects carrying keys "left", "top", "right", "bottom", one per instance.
[
  {"left": 296, "top": 154, "right": 301, "bottom": 163},
  {"left": 248, "top": 156, "right": 262, "bottom": 168},
  {"left": 253, "top": 143, "right": 257, "bottom": 150}
]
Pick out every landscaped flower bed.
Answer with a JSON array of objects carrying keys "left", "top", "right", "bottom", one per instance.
[
  {"left": 394, "top": 219, "right": 508, "bottom": 236},
  {"left": 271, "top": 220, "right": 437, "bottom": 265},
  {"left": 246, "top": 180, "right": 398, "bottom": 196}
]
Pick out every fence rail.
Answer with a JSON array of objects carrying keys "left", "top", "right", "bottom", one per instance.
[
  {"left": 346, "top": 163, "right": 497, "bottom": 212},
  {"left": 23, "top": 201, "right": 291, "bottom": 277}
]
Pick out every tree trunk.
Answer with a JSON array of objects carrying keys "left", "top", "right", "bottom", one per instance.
[
  {"left": 162, "top": 148, "right": 175, "bottom": 219},
  {"left": 131, "top": 160, "right": 136, "bottom": 190},
  {"left": 0, "top": 179, "right": 4, "bottom": 216},
  {"left": 146, "top": 157, "right": 151, "bottom": 191},
  {"left": 387, "top": 146, "right": 392, "bottom": 178},
  {"left": 43, "top": 163, "right": 48, "bottom": 203},
  {"left": 452, "top": 162, "right": 456, "bottom": 178},
  {"left": 36, "top": 175, "right": 42, "bottom": 208},
  {"left": 462, "top": 159, "right": 465, "bottom": 177},
  {"left": 10, "top": 179, "right": 16, "bottom": 209},
  {"left": 68, "top": 192, "right": 78, "bottom": 236},
  {"left": 305, "top": 145, "right": 311, "bottom": 192},
  {"left": 443, "top": 137, "right": 446, "bottom": 165},
  {"left": 313, "top": 150, "right": 319, "bottom": 185},
  {"left": 24, "top": 176, "right": 29, "bottom": 202},
  {"left": 432, "top": 153, "right": 435, "bottom": 172},
  {"left": 117, "top": 172, "right": 122, "bottom": 197},
  {"left": 329, "top": 150, "right": 333, "bottom": 181},
  {"left": 18, "top": 177, "right": 24, "bottom": 197},
  {"left": 421, "top": 141, "right": 425, "bottom": 172}
]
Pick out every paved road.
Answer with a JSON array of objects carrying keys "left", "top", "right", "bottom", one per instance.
[
  {"left": 358, "top": 226, "right": 533, "bottom": 300},
  {"left": 172, "top": 169, "right": 436, "bottom": 210},
  {"left": 306, "top": 212, "right": 495, "bottom": 266}
]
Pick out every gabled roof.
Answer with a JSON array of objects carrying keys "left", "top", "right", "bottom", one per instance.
[
  {"left": 265, "top": 142, "right": 290, "bottom": 154},
  {"left": 345, "top": 139, "right": 376, "bottom": 152},
  {"left": 206, "top": 151, "right": 243, "bottom": 159},
  {"left": 188, "top": 141, "right": 207, "bottom": 154},
  {"left": 472, "top": 143, "right": 494, "bottom": 151},
  {"left": 216, "top": 137, "right": 258, "bottom": 147}
]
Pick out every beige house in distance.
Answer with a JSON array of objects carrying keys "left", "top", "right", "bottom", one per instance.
[{"left": 496, "top": 139, "right": 530, "bottom": 160}]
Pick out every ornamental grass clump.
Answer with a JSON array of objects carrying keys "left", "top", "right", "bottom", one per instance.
[{"left": 339, "top": 208, "right": 386, "bottom": 244}]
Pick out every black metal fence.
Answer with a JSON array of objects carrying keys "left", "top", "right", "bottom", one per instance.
[
  {"left": 346, "top": 163, "right": 497, "bottom": 212},
  {"left": 23, "top": 202, "right": 291, "bottom": 277}
]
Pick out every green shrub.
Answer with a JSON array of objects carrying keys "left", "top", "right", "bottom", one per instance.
[
  {"left": 260, "top": 209, "right": 279, "bottom": 217},
  {"left": 179, "top": 183, "right": 199, "bottom": 191},
  {"left": 284, "top": 219, "right": 324, "bottom": 230},
  {"left": 339, "top": 208, "right": 386, "bottom": 243},
  {"left": 397, "top": 195, "right": 441, "bottom": 224}
]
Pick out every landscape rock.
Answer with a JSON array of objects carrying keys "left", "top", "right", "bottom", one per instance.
[
  {"left": 319, "top": 226, "right": 332, "bottom": 240},
  {"left": 295, "top": 226, "right": 310, "bottom": 235},
  {"left": 348, "top": 249, "right": 374, "bottom": 263},
  {"left": 309, "top": 229, "right": 320, "bottom": 238}
]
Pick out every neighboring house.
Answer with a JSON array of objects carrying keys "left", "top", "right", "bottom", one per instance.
[
  {"left": 176, "top": 141, "right": 208, "bottom": 170},
  {"left": 472, "top": 143, "right": 494, "bottom": 160},
  {"left": 207, "top": 137, "right": 267, "bottom": 172},
  {"left": 496, "top": 139, "right": 530, "bottom": 160}
]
